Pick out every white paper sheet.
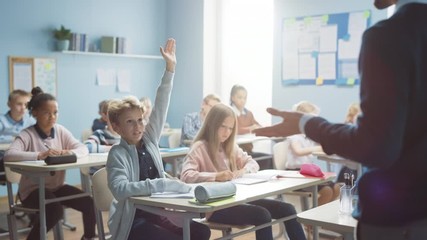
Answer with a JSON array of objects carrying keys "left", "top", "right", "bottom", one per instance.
[{"left": 117, "top": 69, "right": 131, "bottom": 92}]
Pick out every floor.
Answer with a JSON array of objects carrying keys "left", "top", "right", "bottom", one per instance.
[{"left": 0, "top": 194, "right": 344, "bottom": 240}]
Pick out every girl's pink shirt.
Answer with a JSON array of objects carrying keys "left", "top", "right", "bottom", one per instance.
[{"left": 181, "top": 140, "right": 259, "bottom": 183}]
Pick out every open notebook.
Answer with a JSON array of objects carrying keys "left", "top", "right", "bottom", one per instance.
[{"left": 231, "top": 169, "right": 332, "bottom": 185}]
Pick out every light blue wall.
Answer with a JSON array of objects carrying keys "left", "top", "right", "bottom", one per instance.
[
  {"left": 273, "top": 0, "right": 388, "bottom": 123},
  {"left": 165, "top": 0, "right": 204, "bottom": 129},
  {"left": 0, "top": 0, "right": 170, "bottom": 195},
  {"left": 0, "top": 0, "right": 169, "bottom": 137}
]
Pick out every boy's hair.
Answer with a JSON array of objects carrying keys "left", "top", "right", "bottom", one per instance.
[
  {"left": 108, "top": 96, "right": 145, "bottom": 125},
  {"left": 140, "top": 97, "right": 152, "bottom": 113},
  {"left": 229, "top": 84, "right": 247, "bottom": 105},
  {"left": 203, "top": 94, "right": 221, "bottom": 104},
  {"left": 27, "top": 87, "right": 56, "bottom": 114},
  {"left": 292, "top": 101, "right": 320, "bottom": 115},
  {"left": 194, "top": 103, "right": 238, "bottom": 171},
  {"left": 8, "top": 89, "right": 31, "bottom": 103}
]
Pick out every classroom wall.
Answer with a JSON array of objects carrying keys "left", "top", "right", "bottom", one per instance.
[
  {"left": 0, "top": 0, "right": 171, "bottom": 195},
  {"left": 272, "top": 0, "right": 388, "bottom": 123},
  {"left": 0, "top": 0, "right": 169, "bottom": 137},
  {"left": 164, "top": 0, "right": 204, "bottom": 129}
]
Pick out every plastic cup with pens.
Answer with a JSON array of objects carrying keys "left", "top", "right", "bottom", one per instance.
[{"left": 339, "top": 172, "right": 356, "bottom": 215}]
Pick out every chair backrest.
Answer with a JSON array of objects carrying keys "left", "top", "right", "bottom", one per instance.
[
  {"left": 91, "top": 167, "right": 113, "bottom": 211},
  {"left": 168, "top": 130, "right": 182, "bottom": 148},
  {"left": 273, "top": 140, "right": 290, "bottom": 170},
  {"left": 81, "top": 129, "right": 93, "bottom": 142},
  {"left": 5, "top": 166, "right": 21, "bottom": 184}
]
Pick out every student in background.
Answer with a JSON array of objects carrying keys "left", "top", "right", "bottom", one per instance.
[
  {"left": 84, "top": 100, "right": 120, "bottom": 174},
  {"left": 344, "top": 102, "right": 361, "bottom": 124},
  {"left": 181, "top": 103, "right": 306, "bottom": 240},
  {"left": 180, "top": 93, "right": 221, "bottom": 146},
  {"left": 91, "top": 100, "right": 109, "bottom": 131},
  {"left": 4, "top": 87, "right": 95, "bottom": 240},
  {"left": 85, "top": 100, "right": 120, "bottom": 154},
  {"left": 286, "top": 101, "right": 340, "bottom": 205},
  {"left": 230, "top": 84, "right": 272, "bottom": 169},
  {"left": 106, "top": 39, "right": 210, "bottom": 240},
  {"left": 0, "top": 89, "right": 35, "bottom": 143},
  {"left": 0, "top": 89, "right": 35, "bottom": 179},
  {"left": 230, "top": 84, "right": 261, "bottom": 135}
]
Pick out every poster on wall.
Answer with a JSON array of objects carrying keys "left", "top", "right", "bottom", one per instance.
[
  {"left": 9, "top": 56, "right": 57, "bottom": 96},
  {"left": 281, "top": 10, "right": 371, "bottom": 87},
  {"left": 34, "top": 58, "right": 57, "bottom": 96}
]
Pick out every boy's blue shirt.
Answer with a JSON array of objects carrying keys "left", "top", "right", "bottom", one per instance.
[{"left": 0, "top": 111, "right": 35, "bottom": 143}]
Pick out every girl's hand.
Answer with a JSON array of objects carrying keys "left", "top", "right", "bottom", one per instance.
[
  {"left": 232, "top": 169, "right": 247, "bottom": 179},
  {"left": 37, "top": 149, "right": 62, "bottom": 160},
  {"left": 215, "top": 170, "right": 233, "bottom": 182},
  {"left": 60, "top": 150, "right": 73, "bottom": 155},
  {"left": 160, "top": 38, "right": 176, "bottom": 73}
]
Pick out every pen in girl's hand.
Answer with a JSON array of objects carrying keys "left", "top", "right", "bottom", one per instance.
[{"left": 43, "top": 142, "right": 52, "bottom": 150}]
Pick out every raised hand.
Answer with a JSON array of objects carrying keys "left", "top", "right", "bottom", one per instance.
[
  {"left": 252, "top": 107, "right": 303, "bottom": 137},
  {"left": 160, "top": 38, "right": 176, "bottom": 73}
]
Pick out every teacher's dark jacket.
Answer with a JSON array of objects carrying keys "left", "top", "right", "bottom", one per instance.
[{"left": 305, "top": 3, "right": 427, "bottom": 226}]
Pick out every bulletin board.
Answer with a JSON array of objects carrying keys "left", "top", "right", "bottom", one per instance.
[
  {"left": 281, "top": 10, "right": 371, "bottom": 87},
  {"left": 9, "top": 56, "right": 57, "bottom": 96}
]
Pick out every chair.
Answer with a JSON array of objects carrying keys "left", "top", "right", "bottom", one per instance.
[
  {"left": 5, "top": 166, "right": 64, "bottom": 240},
  {"left": 166, "top": 130, "right": 184, "bottom": 176},
  {"left": 273, "top": 140, "right": 312, "bottom": 211},
  {"left": 81, "top": 129, "right": 93, "bottom": 142},
  {"left": 91, "top": 167, "right": 113, "bottom": 240},
  {"left": 168, "top": 129, "right": 182, "bottom": 148}
]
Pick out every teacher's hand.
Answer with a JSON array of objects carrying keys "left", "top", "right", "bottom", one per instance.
[{"left": 252, "top": 108, "right": 303, "bottom": 137}]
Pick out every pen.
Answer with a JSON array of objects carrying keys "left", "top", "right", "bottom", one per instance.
[{"left": 43, "top": 142, "right": 52, "bottom": 150}]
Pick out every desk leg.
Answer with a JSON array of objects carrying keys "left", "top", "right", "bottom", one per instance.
[
  {"left": 311, "top": 185, "right": 319, "bottom": 240},
  {"left": 182, "top": 217, "right": 191, "bottom": 240},
  {"left": 39, "top": 177, "right": 47, "bottom": 240}
]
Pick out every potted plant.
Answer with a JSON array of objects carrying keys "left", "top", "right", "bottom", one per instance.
[{"left": 53, "top": 25, "right": 71, "bottom": 51}]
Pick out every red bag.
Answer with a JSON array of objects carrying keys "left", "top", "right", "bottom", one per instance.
[{"left": 299, "top": 163, "right": 324, "bottom": 177}]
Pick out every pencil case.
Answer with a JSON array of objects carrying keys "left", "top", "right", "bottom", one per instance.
[
  {"left": 299, "top": 163, "right": 324, "bottom": 177},
  {"left": 45, "top": 153, "right": 77, "bottom": 165},
  {"left": 194, "top": 182, "right": 236, "bottom": 203}
]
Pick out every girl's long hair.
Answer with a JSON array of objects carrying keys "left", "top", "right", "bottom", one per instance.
[{"left": 194, "top": 103, "right": 238, "bottom": 171}]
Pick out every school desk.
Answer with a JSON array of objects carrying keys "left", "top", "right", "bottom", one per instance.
[
  {"left": 0, "top": 143, "right": 10, "bottom": 151},
  {"left": 4, "top": 155, "right": 106, "bottom": 240},
  {"left": 297, "top": 200, "right": 357, "bottom": 240},
  {"left": 313, "top": 152, "right": 362, "bottom": 178},
  {"left": 130, "top": 174, "right": 335, "bottom": 240}
]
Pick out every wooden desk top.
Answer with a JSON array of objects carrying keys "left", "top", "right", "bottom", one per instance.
[
  {"left": 4, "top": 155, "right": 106, "bottom": 172},
  {"left": 130, "top": 175, "right": 334, "bottom": 214},
  {"left": 297, "top": 200, "right": 357, "bottom": 234}
]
